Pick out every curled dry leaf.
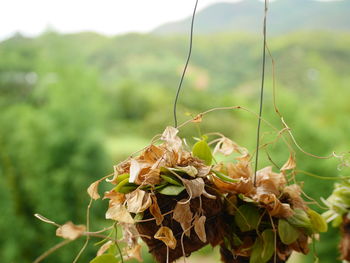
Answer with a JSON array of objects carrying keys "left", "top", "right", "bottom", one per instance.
[
  {"left": 283, "top": 184, "right": 306, "bottom": 210},
  {"left": 97, "top": 240, "right": 113, "bottom": 256},
  {"left": 126, "top": 189, "right": 152, "bottom": 214},
  {"left": 256, "top": 166, "right": 286, "bottom": 196},
  {"left": 173, "top": 199, "right": 193, "bottom": 237},
  {"left": 149, "top": 195, "right": 163, "bottom": 225},
  {"left": 104, "top": 190, "right": 126, "bottom": 205},
  {"left": 194, "top": 215, "right": 207, "bottom": 243},
  {"left": 106, "top": 203, "right": 134, "bottom": 224},
  {"left": 154, "top": 226, "right": 177, "bottom": 249},
  {"left": 226, "top": 162, "right": 251, "bottom": 180},
  {"left": 56, "top": 221, "right": 86, "bottom": 240},
  {"left": 258, "top": 194, "right": 294, "bottom": 218},
  {"left": 141, "top": 168, "right": 161, "bottom": 185},
  {"left": 214, "top": 137, "right": 238, "bottom": 156},
  {"left": 280, "top": 154, "right": 296, "bottom": 172},
  {"left": 212, "top": 176, "right": 253, "bottom": 194},
  {"left": 87, "top": 180, "right": 101, "bottom": 200},
  {"left": 143, "top": 145, "right": 165, "bottom": 163},
  {"left": 161, "top": 126, "right": 182, "bottom": 151},
  {"left": 183, "top": 178, "right": 205, "bottom": 199}
]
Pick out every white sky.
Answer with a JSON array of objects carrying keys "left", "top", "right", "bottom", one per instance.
[
  {"left": 0, "top": 0, "right": 337, "bottom": 40},
  {"left": 0, "top": 0, "right": 242, "bottom": 40}
]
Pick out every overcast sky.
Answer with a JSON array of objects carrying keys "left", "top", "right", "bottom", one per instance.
[{"left": 0, "top": 0, "right": 337, "bottom": 40}]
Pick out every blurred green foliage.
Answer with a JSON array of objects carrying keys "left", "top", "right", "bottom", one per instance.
[{"left": 0, "top": 31, "right": 349, "bottom": 262}]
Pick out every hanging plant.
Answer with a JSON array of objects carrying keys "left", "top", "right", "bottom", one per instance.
[
  {"left": 323, "top": 179, "right": 350, "bottom": 262},
  {"left": 83, "top": 125, "right": 327, "bottom": 263}
]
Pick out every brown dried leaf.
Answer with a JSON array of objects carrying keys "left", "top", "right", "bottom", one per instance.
[
  {"left": 281, "top": 154, "right": 296, "bottom": 172},
  {"left": 150, "top": 195, "right": 163, "bottom": 225},
  {"left": 173, "top": 200, "right": 193, "bottom": 237},
  {"left": 124, "top": 244, "right": 143, "bottom": 262},
  {"left": 226, "top": 161, "right": 252, "bottom": 179},
  {"left": 97, "top": 240, "right": 113, "bottom": 256},
  {"left": 290, "top": 233, "right": 309, "bottom": 254},
  {"left": 258, "top": 194, "right": 294, "bottom": 218},
  {"left": 212, "top": 176, "right": 253, "bottom": 194},
  {"left": 183, "top": 178, "right": 205, "bottom": 199},
  {"left": 106, "top": 203, "right": 134, "bottom": 224},
  {"left": 256, "top": 166, "right": 286, "bottom": 196},
  {"left": 194, "top": 215, "right": 207, "bottom": 243},
  {"left": 107, "top": 161, "right": 131, "bottom": 184},
  {"left": 143, "top": 145, "right": 165, "bottom": 163},
  {"left": 87, "top": 180, "right": 101, "bottom": 200},
  {"left": 154, "top": 226, "right": 177, "bottom": 249},
  {"left": 126, "top": 189, "right": 151, "bottom": 214},
  {"left": 56, "top": 221, "right": 86, "bottom": 240},
  {"left": 103, "top": 190, "right": 126, "bottom": 205},
  {"left": 139, "top": 168, "right": 161, "bottom": 185},
  {"left": 283, "top": 184, "right": 306, "bottom": 210}
]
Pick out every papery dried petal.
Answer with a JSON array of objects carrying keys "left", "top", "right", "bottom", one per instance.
[
  {"left": 56, "top": 222, "right": 86, "bottom": 240},
  {"left": 154, "top": 226, "right": 177, "bottom": 249}
]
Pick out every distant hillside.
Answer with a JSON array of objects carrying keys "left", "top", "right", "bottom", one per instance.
[{"left": 153, "top": 0, "right": 350, "bottom": 35}]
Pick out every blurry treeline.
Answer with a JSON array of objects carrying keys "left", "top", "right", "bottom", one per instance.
[{"left": 0, "top": 31, "right": 350, "bottom": 262}]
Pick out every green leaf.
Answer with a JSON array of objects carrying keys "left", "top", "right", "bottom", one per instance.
[
  {"left": 278, "top": 219, "right": 300, "bottom": 245},
  {"left": 159, "top": 185, "right": 185, "bottom": 196},
  {"left": 235, "top": 204, "right": 260, "bottom": 232},
  {"left": 308, "top": 209, "right": 328, "bottom": 233},
  {"left": 192, "top": 139, "right": 212, "bottom": 165},
  {"left": 115, "top": 183, "right": 137, "bottom": 194},
  {"left": 212, "top": 170, "right": 238, "bottom": 183},
  {"left": 250, "top": 229, "right": 274, "bottom": 263},
  {"left": 113, "top": 178, "right": 130, "bottom": 192},
  {"left": 90, "top": 254, "right": 119, "bottom": 263},
  {"left": 115, "top": 173, "right": 129, "bottom": 184},
  {"left": 287, "top": 208, "right": 312, "bottom": 230},
  {"left": 160, "top": 174, "right": 182, "bottom": 186}
]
